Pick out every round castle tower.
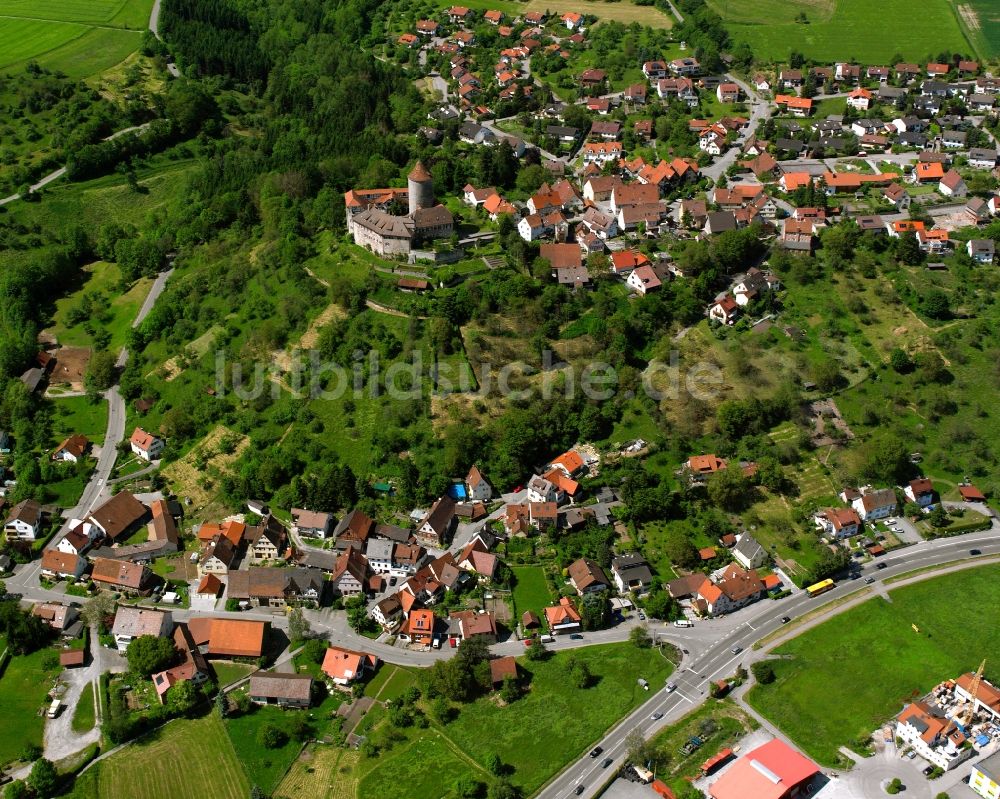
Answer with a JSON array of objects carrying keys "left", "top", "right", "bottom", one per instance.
[{"left": 407, "top": 160, "right": 434, "bottom": 216}]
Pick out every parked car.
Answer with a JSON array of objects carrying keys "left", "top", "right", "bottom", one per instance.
[
  {"left": 569, "top": 633, "right": 584, "bottom": 640},
  {"left": 637, "top": 611, "right": 646, "bottom": 621}
]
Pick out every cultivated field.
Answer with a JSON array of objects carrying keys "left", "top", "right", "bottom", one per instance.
[
  {"left": 954, "top": 0, "right": 1000, "bottom": 58},
  {"left": 97, "top": 715, "right": 249, "bottom": 799},
  {"left": 713, "top": 0, "right": 970, "bottom": 62},
  {"left": 747, "top": 565, "right": 1000, "bottom": 766},
  {"left": 524, "top": 0, "right": 674, "bottom": 28},
  {"left": 0, "top": 0, "right": 152, "bottom": 77}
]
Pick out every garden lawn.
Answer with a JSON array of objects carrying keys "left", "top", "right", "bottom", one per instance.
[
  {"left": 715, "top": 0, "right": 968, "bottom": 62},
  {"left": 97, "top": 714, "right": 248, "bottom": 799},
  {"left": 442, "top": 643, "right": 674, "bottom": 794},
  {"left": 363, "top": 664, "right": 416, "bottom": 702},
  {"left": 225, "top": 703, "right": 308, "bottom": 793},
  {"left": 0, "top": 645, "right": 61, "bottom": 766},
  {"left": 511, "top": 565, "right": 554, "bottom": 621},
  {"left": 747, "top": 565, "right": 1000, "bottom": 766},
  {"left": 212, "top": 662, "right": 255, "bottom": 688},
  {"left": 72, "top": 682, "right": 96, "bottom": 733}
]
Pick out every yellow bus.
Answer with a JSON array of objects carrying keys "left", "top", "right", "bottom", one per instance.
[{"left": 806, "top": 578, "right": 835, "bottom": 597}]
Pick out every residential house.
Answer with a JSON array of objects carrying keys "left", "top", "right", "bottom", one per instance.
[
  {"left": 449, "top": 609, "right": 498, "bottom": 644},
  {"left": 814, "top": 507, "right": 862, "bottom": 539},
  {"left": 669, "top": 57, "right": 700, "bottom": 76},
  {"left": 941, "top": 130, "right": 967, "bottom": 149},
  {"left": 31, "top": 602, "right": 81, "bottom": 636},
  {"left": 249, "top": 672, "right": 313, "bottom": 708},
  {"left": 626, "top": 265, "right": 662, "bottom": 295},
  {"left": 371, "top": 593, "right": 403, "bottom": 631},
  {"left": 939, "top": 169, "right": 967, "bottom": 197},
  {"left": 544, "top": 596, "right": 582, "bottom": 634},
  {"left": 4, "top": 499, "right": 41, "bottom": 539},
  {"left": 490, "top": 657, "right": 519, "bottom": 689},
  {"left": 851, "top": 487, "right": 897, "bottom": 521},
  {"left": 611, "top": 553, "right": 653, "bottom": 594},
  {"left": 199, "top": 535, "right": 238, "bottom": 575},
  {"left": 417, "top": 496, "right": 456, "bottom": 546},
  {"left": 847, "top": 87, "right": 873, "bottom": 110},
  {"left": 88, "top": 491, "right": 149, "bottom": 542},
  {"left": 334, "top": 509, "right": 374, "bottom": 550},
  {"left": 457, "top": 539, "right": 498, "bottom": 582},
  {"left": 578, "top": 68, "right": 607, "bottom": 89},
  {"left": 111, "top": 606, "right": 172, "bottom": 653},
  {"left": 322, "top": 646, "right": 379, "bottom": 685},
  {"left": 896, "top": 701, "right": 972, "bottom": 772},
  {"left": 91, "top": 557, "right": 152, "bottom": 595},
  {"left": 228, "top": 567, "right": 324, "bottom": 608},
  {"left": 248, "top": 515, "right": 287, "bottom": 562},
  {"left": 695, "top": 563, "right": 766, "bottom": 617},
  {"left": 517, "top": 213, "right": 547, "bottom": 242},
  {"left": 291, "top": 508, "right": 332, "bottom": 539},
  {"left": 968, "top": 148, "right": 998, "bottom": 169},
  {"left": 39, "top": 550, "right": 86, "bottom": 581},
  {"left": 968, "top": 239, "right": 996, "bottom": 263},
  {"left": 129, "top": 427, "right": 164, "bottom": 461},
  {"left": 904, "top": 478, "right": 935, "bottom": 508},
  {"left": 151, "top": 624, "right": 210, "bottom": 702},
  {"left": 883, "top": 183, "right": 911, "bottom": 211},
  {"left": 398, "top": 607, "right": 437, "bottom": 646},
  {"left": 731, "top": 533, "right": 768, "bottom": 570},
  {"left": 568, "top": 557, "right": 610, "bottom": 595},
  {"left": 51, "top": 434, "right": 90, "bottom": 463},
  {"left": 642, "top": 60, "right": 667, "bottom": 80},
  {"left": 708, "top": 295, "right": 739, "bottom": 325},
  {"left": 329, "top": 549, "right": 372, "bottom": 597},
  {"left": 716, "top": 82, "right": 740, "bottom": 103},
  {"left": 581, "top": 141, "right": 622, "bottom": 165}
]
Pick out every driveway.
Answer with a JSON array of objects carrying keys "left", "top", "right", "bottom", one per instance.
[{"left": 44, "top": 627, "right": 127, "bottom": 762}]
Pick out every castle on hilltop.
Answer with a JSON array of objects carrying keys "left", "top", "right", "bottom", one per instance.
[{"left": 344, "top": 161, "right": 454, "bottom": 257}]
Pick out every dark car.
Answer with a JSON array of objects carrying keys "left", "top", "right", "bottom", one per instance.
[
  {"left": 601, "top": 758, "right": 613, "bottom": 769},
  {"left": 970, "top": 549, "right": 982, "bottom": 555},
  {"left": 876, "top": 562, "right": 888, "bottom": 570},
  {"left": 389, "top": 576, "right": 397, "bottom": 586},
  {"left": 780, "top": 616, "right": 791, "bottom": 624},
  {"left": 574, "top": 785, "right": 585, "bottom": 796},
  {"left": 570, "top": 633, "right": 584, "bottom": 640},
  {"left": 589, "top": 747, "right": 603, "bottom": 758}
]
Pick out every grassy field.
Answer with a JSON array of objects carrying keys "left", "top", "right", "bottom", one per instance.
[
  {"left": 97, "top": 715, "right": 249, "bottom": 799},
  {"left": 0, "top": 0, "right": 151, "bottom": 76},
  {"left": 443, "top": 644, "right": 673, "bottom": 794},
  {"left": 276, "top": 746, "right": 360, "bottom": 799},
  {"left": 510, "top": 565, "right": 554, "bottom": 622},
  {"left": 225, "top": 704, "right": 309, "bottom": 793},
  {"left": 50, "top": 396, "right": 108, "bottom": 447},
  {"left": 0, "top": 645, "right": 61, "bottom": 766},
  {"left": 713, "top": 0, "right": 970, "bottom": 61},
  {"left": 747, "top": 565, "right": 1000, "bottom": 766},
  {"left": 71, "top": 682, "right": 97, "bottom": 733}
]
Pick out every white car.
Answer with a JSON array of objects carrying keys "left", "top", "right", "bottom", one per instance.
[{"left": 665, "top": 682, "right": 677, "bottom": 693}]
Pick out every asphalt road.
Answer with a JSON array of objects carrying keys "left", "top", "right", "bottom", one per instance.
[
  {"left": 45, "top": 268, "right": 173, "bottom": 555},
  {"left": 537, "top": 527, "right": 1000, "bottom": 799}
]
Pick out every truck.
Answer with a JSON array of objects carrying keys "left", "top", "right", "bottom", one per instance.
[{"left": 47, "top": 699, "right": 61, "bottom": 719}]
